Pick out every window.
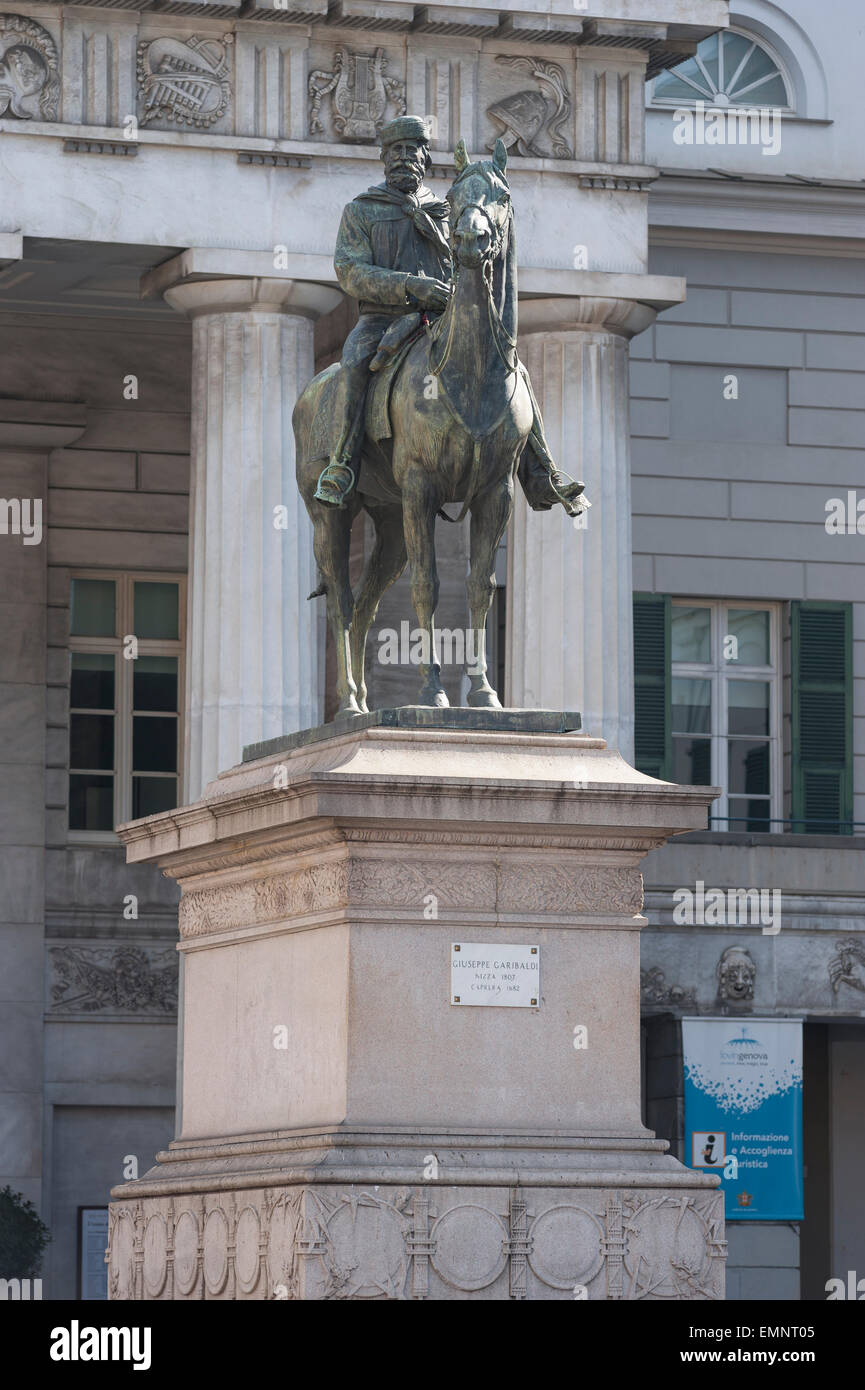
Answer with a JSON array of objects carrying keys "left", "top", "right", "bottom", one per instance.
[
  {"left": 68, "top": 574, "right": 185, "bottom": 837},
  {"left": 634, "top": 596, "right": 855, "bottom": 834},
  {"left": 670, "top": 601, "right": 780, "bottom": 831},
  {"left": 651, "top": 29, "right": 791, "bottom": 110}
]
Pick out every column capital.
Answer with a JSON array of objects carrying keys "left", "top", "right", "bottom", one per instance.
[
  {"left": 519, "top": 295, "right": 659, "bottom": 340},
  {"left": 142, "top": 247, "right": 342, "bottom": 320},
  {"left": 162, "top": 276, "right": 342, "bottom": 321}
]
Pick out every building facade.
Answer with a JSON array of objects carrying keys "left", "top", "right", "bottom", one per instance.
[{"left": 0, "top": 0, "right": 861, "bottom": 1300}]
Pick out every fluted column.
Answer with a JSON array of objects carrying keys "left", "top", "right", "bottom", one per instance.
[
  {"left": 507, "top": 296, "right": 657, "bottom": 762},
  {"left": 163, "top": 277, "right": 341, "bottom": 798}
]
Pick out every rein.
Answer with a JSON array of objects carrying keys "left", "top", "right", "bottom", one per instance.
[
  {"left": 426, "top": 194, "right": 518, "bottom": 523},
  {"left": 428, "top": 202, "right": 515, "bottom": 379}
]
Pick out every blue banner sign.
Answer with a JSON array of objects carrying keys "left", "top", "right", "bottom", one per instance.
[{"left": 682, "top": 1018, "right": 803, "bottom": 1221}]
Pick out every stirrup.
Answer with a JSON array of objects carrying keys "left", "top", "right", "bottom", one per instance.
[{"left": 314, "top": 461, "right": 356, "bottom": 508}]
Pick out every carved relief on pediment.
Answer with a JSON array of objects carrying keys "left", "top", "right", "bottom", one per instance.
[
  {"left": 308, "top": 45, "right": 405, "bottom": 142},
  {"left": 137, "top": 34, "right": 232, "bottom": 130},
  {"left": 485, "top": 54, "right": 573, "bottom": 160},
  {"left": 0, "top": 14, "right": 60, "bottom": 122}
]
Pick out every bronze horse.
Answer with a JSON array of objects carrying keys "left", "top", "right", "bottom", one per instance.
[{"left": 294, "top": 137, "right": 536, "bottom": 716}]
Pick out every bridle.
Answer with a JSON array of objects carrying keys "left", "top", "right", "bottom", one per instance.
[{"left": 429, "top": 172, "right": 517, "bottom": 379}]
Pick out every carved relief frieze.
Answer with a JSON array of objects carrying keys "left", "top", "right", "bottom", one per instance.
[
  {"left": 828, "top": 936, "right": 865, "bottom": 996},
  {"left": 620, "top": 1193, "right": 726, "bottom": 1300},
  {"left": 348, "top": 858, "right": 494, "bottom": 911},
  {"left": 308, "top": 46, "right": 404, "bottom": 142},
  {"left": 108, "top": 1183, "right": 725, "bottom": 1301},
  {"left": 497, "top": 863, "right": 643, "bottom": 916},
  {"left": 48, "top": 945, "right": 177, "bottom": 1015},
  {"left": 486, "top": 54, "right": 573, "bottom": 159},
  {"left": 137, "top": 34, "right": 232, "bottom": 129},
  {"left": 178, "top": 860, "right": 350, "bottom": 938},
  {"left": 0, "top": 14, "right": 60, "bottom": 121},
  {"left": 640, "top": 966, "right": 696, "bottom": 1009},
  {"left": 178, "top": 855, "right": 646, "bottom": 935}
]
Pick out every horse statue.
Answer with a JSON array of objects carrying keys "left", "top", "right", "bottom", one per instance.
[{"left": 294, "top": 136, "right": 550, "bottom": 717}]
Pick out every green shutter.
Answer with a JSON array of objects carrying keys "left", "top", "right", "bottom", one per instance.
[
  {"left": 633, "top": 593, "right": 671, "bottom": 780},
  {"left": 791, "top": 601, "right": 853, "bottom": 834}
]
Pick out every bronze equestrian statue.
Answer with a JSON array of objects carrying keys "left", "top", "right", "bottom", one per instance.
[{"left": 294, "top": 114, "right": 588, "bottom": 716}]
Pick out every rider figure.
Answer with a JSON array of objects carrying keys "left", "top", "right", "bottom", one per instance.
[{"left": 314, "top": 115, "right": 585, "bottom": 517}]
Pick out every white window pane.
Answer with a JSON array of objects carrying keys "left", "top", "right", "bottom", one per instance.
[
  {"left": 70, "top": 579, "right": 115, "bottom": 637},
  {"left": 727, "top": 609, "right": 770, "bottom": 665},
  {"left": 672, "top": 606, "right": 711, "bottom": 664},
  {"left": 672, "top": 676, "right": 711, "bottom": 734}
]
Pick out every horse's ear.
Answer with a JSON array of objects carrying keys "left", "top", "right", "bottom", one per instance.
[
  {"left": 454, "top": 138, "right": 468, "bottom": 173},
  {"left": 492, "top": 137, "right": 508, "bottom": 173}
]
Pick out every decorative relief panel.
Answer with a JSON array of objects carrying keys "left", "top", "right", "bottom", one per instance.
[
  {"left": 0, "top": 14, "right": 60, "bottom": 121},
  {"left": 828, "top": 937, "right": 865, "bottom": 996},
  {"left": 178, "top": 861, "right": 349, "bottom": 938},
  {"left": 497, "top": 863, "right": 643, "bottom": 916},
  {"left": 308, "top": 45, "right": 404, "bottom": 141},
  {"left": 486, "top": 55, "right": 573, "bottom": 159},
  {"left": 641, "top": 966, "right": 696, "bottom": 1009},
  {"left": 177, "top": 857, "right": 643, "bottom": 936},
  {"left": 108, "top": 1184, "right": 725, "bottom": 1301},
  {"left": 48, "top": 945, "right": 177, "bottom": 1016},
  {"left": 137, "top": 34, "right": 232, "bottom": 129}
]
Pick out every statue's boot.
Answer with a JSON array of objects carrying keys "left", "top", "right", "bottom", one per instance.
[
  {"left": 314, "top": 459, "right": 357, "bottom": 509},
  {"left": 520, "top": 426, "right": 588, "bottom": 519},
  {"left": 314, "top": 370, "right": 369, "bottom": 509}
]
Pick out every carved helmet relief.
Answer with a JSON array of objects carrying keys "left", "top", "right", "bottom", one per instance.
[
  {"left": 486, "top": 54, "right": 574, "bottom": 160},
  {"left": 0, "top": 14, "right": 60, "bottom": 121}
]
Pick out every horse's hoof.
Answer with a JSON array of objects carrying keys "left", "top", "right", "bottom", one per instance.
[
  {"left": 418, "top": 688, "right": 449, "bottom": 708},
  {"left": 467, "top": 687, "right": 502, "bottom": 710},
  {"left": 335, "top": 698, "right": 363, "bottom": 718}
]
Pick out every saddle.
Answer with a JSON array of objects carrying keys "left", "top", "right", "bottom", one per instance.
[{"left": 306, "top": 314, "right": 427, "bottom": 465}]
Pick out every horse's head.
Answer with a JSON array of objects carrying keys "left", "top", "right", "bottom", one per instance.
[{"left": 447, "top": 138, "right": 511, "bottom": 270}]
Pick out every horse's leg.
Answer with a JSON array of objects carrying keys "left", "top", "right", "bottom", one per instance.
[
  {"left": 466, "top": 474, "right": 515, "bottom": 708},
  {"left": 312, "top": 505, "right": 361, "bottom": 717},
  {"left": 350, "top": 502, "right": 407, "bottom": 713},
  {"left": 402, "top": 474, "right": 448, "bottom": 707}
]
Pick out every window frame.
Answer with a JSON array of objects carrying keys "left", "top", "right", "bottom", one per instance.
[
  {"left": 68, "top": 570, "right": 186, "bottom": 843},
  {"left": 648, "top": 26, "right": 795, "bottom": 115},
  {"left": 670, "top": 599, "right": 782, "bottom": 831}
]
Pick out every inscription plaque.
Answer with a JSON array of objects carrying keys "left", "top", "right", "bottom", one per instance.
[{"left": 451, "top": 942, "right": 539, "bottom": 1008}]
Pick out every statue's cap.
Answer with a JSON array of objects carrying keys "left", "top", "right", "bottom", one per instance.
[{"left": 380, "top": 115, "right": 430, "bottom": 148}]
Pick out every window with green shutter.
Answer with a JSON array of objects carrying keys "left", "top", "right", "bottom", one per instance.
[
  {"left": 791, "top": 601, "right": 853, "bottom": 835},
  {"left": 633, "top": 594, "right": 671, "bottom": 780}
]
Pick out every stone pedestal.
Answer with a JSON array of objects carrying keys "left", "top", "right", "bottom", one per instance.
[{"left": 108, "top": 717, "right": 725, "bottom": 1300}]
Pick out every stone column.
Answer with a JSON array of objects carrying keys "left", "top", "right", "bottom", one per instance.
[
  {"left": 507, "top": 296, "right": 657, "bottom": 763},
  {"left": 0, "top": 399, "right": 84, "bottom": 1217},
  {"left": 160, "top": 277, "right": 342, "bottom": 799}
]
